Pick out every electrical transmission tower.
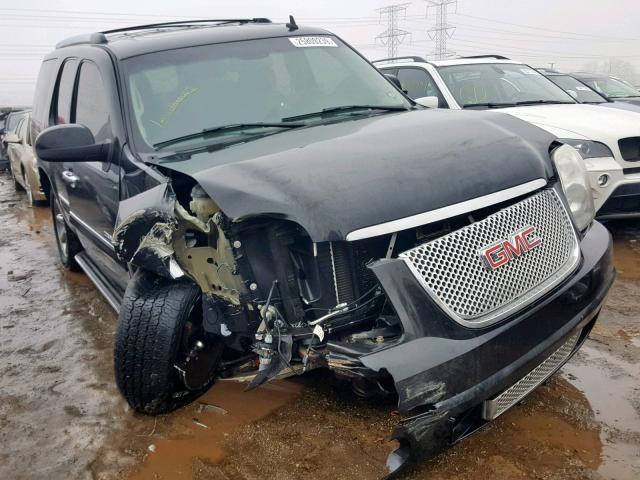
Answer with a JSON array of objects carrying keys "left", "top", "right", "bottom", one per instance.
[
  {"left": 376, "top": 3, "right": 411, "bottom": 58},
  {"left": 426, "top": 0, "right": 457, "bottom": 59}
]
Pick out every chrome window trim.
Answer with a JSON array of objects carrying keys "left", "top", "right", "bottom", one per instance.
[{"left": 346, "top": 178, "right": 548, "bottom": 241}]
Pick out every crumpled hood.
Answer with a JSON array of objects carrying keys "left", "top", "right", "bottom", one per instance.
[
  {"left": 149, "top": 109, "right": 555, "bottom": 241},
  {"left": 504, "top": 103, "right": 640, "bottom": 148}
]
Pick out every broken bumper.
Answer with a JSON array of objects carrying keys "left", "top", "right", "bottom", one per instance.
[{"left": 361, "top": 220, "right": 614, "bottom": 474}]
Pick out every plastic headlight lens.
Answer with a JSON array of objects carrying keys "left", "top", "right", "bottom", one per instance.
[
  {"left": 559, "top": 138, "right": 613, "bottom": 159},
  {"left": 552, "top": 144, "right": 595, "bottom": 231}
]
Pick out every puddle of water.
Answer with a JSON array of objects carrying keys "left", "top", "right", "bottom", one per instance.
[
  {"left": 128, "top": 379, "right": 302, "bottom": 480},
  {"left": 563, "top": 345, "right": 640, "bottom": 479},
  {"left": 610, "top": 224, "right": 640, "bottom": 281}
]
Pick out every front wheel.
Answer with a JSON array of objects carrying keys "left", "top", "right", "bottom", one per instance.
[
  {"left": 114, "top": 270, "right": 224, "bottom": 414},
  {"left": 51, "top": 190, "right": 82, "bottom": 271}
]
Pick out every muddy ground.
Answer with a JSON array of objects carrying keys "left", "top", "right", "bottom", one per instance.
[{"left": 0, "top": 169, "right": 639, "bottom": 480}]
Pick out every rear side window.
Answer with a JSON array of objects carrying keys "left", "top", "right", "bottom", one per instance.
[
  {"left": 74, "top": 62, "right": 112, "bottom": 142},
  {"left": 55, "top": 59, "right": 78, "bottom": 125},
  {"left": 31, "top": 59, "right": 57, "bottom": 135}
]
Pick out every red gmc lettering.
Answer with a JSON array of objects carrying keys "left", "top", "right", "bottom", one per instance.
[{"left": 479, "top": 226, "right": 543, "bottom": 271}]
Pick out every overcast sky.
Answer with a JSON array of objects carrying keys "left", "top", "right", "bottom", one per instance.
[{"left": 3, "top": 0, "right": 640, "bottom": 106}]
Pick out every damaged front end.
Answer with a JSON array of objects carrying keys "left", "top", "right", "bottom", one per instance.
[{"left": 112, "top": 178, "right": 614, "bottom": 477}]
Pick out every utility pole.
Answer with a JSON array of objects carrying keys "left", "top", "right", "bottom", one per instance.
[
  {"left": 426, "top": 0, "right": 457, "bottom": 60},
  {"left": 376, "top": 3, "right": 411, "bottom": 58}
]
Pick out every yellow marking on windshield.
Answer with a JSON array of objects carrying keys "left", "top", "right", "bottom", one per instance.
[{"left": 150, "top": 86, "right": 199, "bottom": 128}]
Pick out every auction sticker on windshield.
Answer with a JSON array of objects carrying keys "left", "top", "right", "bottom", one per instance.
[{"left": 289, "top": 36, "right": 338, "bottom": 47}]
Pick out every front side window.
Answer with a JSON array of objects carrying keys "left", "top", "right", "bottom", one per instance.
[
  {"left": 438, "top": 63, "right": 576, "bottom": 109},
  {"left": 74, "top": 62, "right": 112, "bottom": 142},
  {"left": 124, "top": 36, "right": 410, "bottom": 151},
  {"left": 14, "top": 118, "right": 25, "bottom": 139},
  {"left": 55, "top": 59, "right": 78, "bottom": 125},
  {"left": 18, "top": 117, "right": 30, "bottom": 143},
  {"left": 396, "top": 68, "right": 444, "bottom": 105},
  {"left": 582, "top": 77, "right": 640, "bottom": 99},
  {"left": 548, "top": 75, "right": 606, "bottom": 104}
]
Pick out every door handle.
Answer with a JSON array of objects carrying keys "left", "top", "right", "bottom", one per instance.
[{"left": 61, "top": 170, "right": 80, "bottom": 188}]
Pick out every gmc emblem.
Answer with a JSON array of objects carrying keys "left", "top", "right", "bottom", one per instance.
[{"left": 478, "top": 226, "right": 543, "bottom": 271}]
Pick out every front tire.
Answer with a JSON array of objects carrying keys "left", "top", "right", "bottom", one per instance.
[
  {"left": 51, "top": 190, "right": 82, "bottom": 271},
  {"left": 115, "top": 270, "right": 223, "bottom": 414}
]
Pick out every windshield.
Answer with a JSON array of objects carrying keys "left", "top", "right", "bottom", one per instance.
[
  {"left": 437, "top": 63, "right": 576, "bottom": 108},
  {"left": 123, "top": 36, "right": 409, "bottom": 151},
  {"left": 547, "top": 75, "right": 606, "bottom": 103},
  {"left": 580, "top": 76, "right": 640, "bottom": 98}
]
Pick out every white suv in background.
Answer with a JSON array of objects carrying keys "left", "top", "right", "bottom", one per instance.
[{"left": 376, "top": 55, "right": 640, "bottom": 219}]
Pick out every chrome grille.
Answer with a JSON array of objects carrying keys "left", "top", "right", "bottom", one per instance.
[
  {"left": 399, "top": 189, "right": 580, "bottom": 326},
  {"left": 482, "top": 331, "right": 581, "bottom": 420}
]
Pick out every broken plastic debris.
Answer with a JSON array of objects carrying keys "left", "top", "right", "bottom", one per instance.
[
  {"left": 192, "top": 418, "right": 210, "bottom": 429},
  {"left": 198, "top": 402, "right": 228, "bottom": 415},
  {"left": 148, "top": 444, "right": 156, "bottom": 453}
]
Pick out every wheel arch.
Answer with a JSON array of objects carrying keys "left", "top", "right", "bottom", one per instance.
[{"left": 38, "top": 166, "right": 51, "bottom": 202}]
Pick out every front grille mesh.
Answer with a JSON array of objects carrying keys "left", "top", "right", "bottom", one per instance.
[
  {"left": 399, "top": 189, "right": 579, "bottom": 325},
  {"left": 482, "top": 331, "right": 581, "bottom": 420}
]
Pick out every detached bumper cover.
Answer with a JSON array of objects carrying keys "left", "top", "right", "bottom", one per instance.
[{"left": 363, "top": 221, "right": 614, "bottom": 474}]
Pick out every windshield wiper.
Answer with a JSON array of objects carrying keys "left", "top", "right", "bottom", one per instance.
[
  {"left": 153, "top": 122, "right": 304, "bottom": 149},
  {"left": 513, "top": 100, "right": 574, "bottom": 105},
  {"left": 462, "top": 102, "right": 515, "bottom": 109},
  {"left": 282, "top": 105, "right": 408, "bottom": 122}
]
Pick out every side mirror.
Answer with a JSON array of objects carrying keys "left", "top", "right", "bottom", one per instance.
[
  {"left": 4, "top": 132, "right": 20, "bottom": 143},
  {"left": 385, "top": 73, "right": 403, "bottom": 91},
  {"left": 414, "top": 96, "right": 440, "bottom": 109},
  {"left": 35, "top": 124, "right": 109, "bottom": 163}
]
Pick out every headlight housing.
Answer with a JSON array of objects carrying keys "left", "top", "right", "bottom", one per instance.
[
  {"left": 552, "top": 144, "right": 595, "bottom": 231},
  {"left": 559, "top": 138, "right": 613, "bottom": 159}
]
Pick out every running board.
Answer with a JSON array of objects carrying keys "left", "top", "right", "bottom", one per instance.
[{"left": 74, "top": 252, "right": 123, "bottom": 313}]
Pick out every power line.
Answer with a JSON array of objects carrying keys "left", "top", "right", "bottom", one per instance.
[
  {"left": 452, "top": 12, "right": 640, "bottom": 42},
  {"left": 375, "top": 3, "right": 411, "bottom": 58}
]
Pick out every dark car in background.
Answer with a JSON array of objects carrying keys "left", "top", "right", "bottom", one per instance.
[
  {"left": 32, "top": 19, "right": 614, "bottom": 473},
  {"left": 540, "top": 70, "right": 640, "bottom": 113},
  {"left": 573, "top": 72, "right": 640, "bottom": 106}
]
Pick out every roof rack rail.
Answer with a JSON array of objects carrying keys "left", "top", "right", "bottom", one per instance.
[
  {"left": 101, "top": 18, "right": 272, "bottom": 35},
  {"left": 458, "top": 55, "right": 510, "bottom": 60},
  {"left": 56, "top": 32, "right": 108, "bottom": 49},
  {"left": 55, "top": 18, "right": 272, "bottom": 48},
  {"left": 372, "top": 56, "right": 427, "bottom": 64}
]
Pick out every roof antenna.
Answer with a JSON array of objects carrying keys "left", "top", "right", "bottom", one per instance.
[{"left": 286, "top": 15, "right": 298, "bottom": 31}]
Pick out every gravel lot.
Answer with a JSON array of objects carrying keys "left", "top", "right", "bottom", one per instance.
[{"left": 0, "top": 170, "right": 639, "bottom": 480}]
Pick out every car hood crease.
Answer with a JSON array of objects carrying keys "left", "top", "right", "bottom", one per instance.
[{"left": 148, "top": 110, "right": 555, "bottom": 241}]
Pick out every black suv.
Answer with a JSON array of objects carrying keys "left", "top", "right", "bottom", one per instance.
[{"left": 32, "top": 19, "right": 614, "bottom": 473}]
